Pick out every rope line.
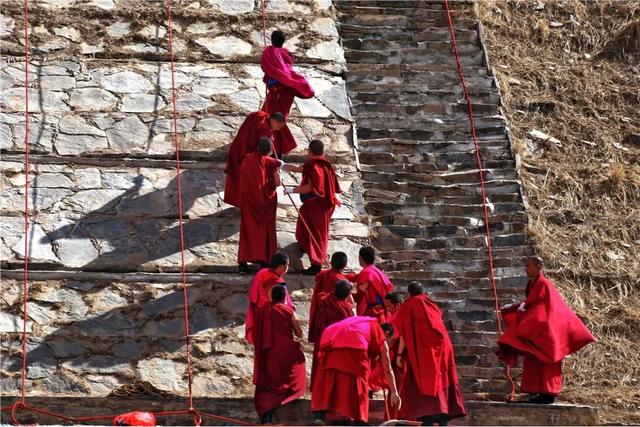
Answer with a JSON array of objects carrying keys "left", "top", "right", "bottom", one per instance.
[{"left": 442, "top": 0, "right": 517, "bottom": 400}]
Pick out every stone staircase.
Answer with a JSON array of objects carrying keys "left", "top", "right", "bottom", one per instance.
[{"left": 334, "top": 0, "right": 530, "bottom": 399}]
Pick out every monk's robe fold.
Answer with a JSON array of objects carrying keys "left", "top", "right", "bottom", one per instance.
[
  {"left": 253, "top": 302, "right": 306, "bottom": 418},
  {"left": 261, "top": 46, "right": 314, "bottom": 118},
  {"left": 308, "top": 268, "right": 348, "bottom": 342},
  {"left": 309, "top": 294, "right": 354, "bottom": 387},
  {"left": 245, "top": 268, "right": 294, "bottom": 345},
  {"left": 238, "top": 152, "right": 279, "bottom": 265},
  {"left": 224, "top": 111, "right": 296, "bottom": 207},
  {"left": 497, "top": 273, "right": 595, "bottom": 395},
  {"left": 295, "top": 157, "right": 341, "bottom": 266},
  {"left": 355, "top": 264, "right": 394, "bottom": 322},
  {"left": 311, "top": 316, "right": 385, "bottom": 423},
  {"left": 395, "top": 295, "right": 466, "bottom": 421}
]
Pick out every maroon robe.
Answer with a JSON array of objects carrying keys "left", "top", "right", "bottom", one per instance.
[
  {"left": 311, "top": 317, "right": 386, "bottom": 423},
  {"left": 497, "top": 273, "right": 595, "bottom": 394},
  {"left": 224, "top": 111, "right": 296, "bottom": 207},
  {"left": 245, "top": 268, "right": 293, "bottom": 345},
  {"left": 395, "top": 295, "right": 466, "bottom": 421},
  {"left": 253, "top": 303, "right": 306, "bottom": 417},
  {"left": 295, "top": 156, "right": 341, "bottom": 266},
  {"left": 237, "top": 152, "right": 279, "bottom": 265},
  {"left": 354, "top": 264, "right": 394, "bottom": 323},
  {"left": 261, "top": 46, "right": 314, "bottom": 118},
  {"left": 308, "top": 268, "right": 348, "bottom": 342}
]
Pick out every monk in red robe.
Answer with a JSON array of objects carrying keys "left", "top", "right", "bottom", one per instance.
[
  {"left": 261, "top": 30, "right": 314, "bottom": 118},
  {"left": 368, "top": 322, "right": 405, "bottom": 420},
  {"left": 497, "top": 256, "right": 596, "bottom": 404},
  {"left": 237, "top": 138, "right": 281, "bottom": 274},
  {"left": 395, "top": 282, "right": 466, "bottom": 425},
  {"left": 224, "top": 111, "right": 295, "bottom": 207},
  {"left": 309, "top": 279, "right": 355, "bottom": 388},
  {"left": 311, "top": 316, "right": 401, "bottom": 424},
  {"left": 283, "top": 139, "right": 341, "bottom": 275},
  {"left": 352, "top": 246, "right": 394, "bottom": 322},
  {"left": 253, "top": 285, "right": 306, "bottom": 424},
  {"left": 245, "top": 252, "right": 293, "bottom": 345}
]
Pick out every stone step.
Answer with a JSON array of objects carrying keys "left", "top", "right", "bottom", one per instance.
[
  {"left": 356, "top": 124, "right": 507, "bottom": 140},
  {"left": 343, "top": 38, "right": 479, "bottom": 56},
  {"left": 338, "top": 6, "right": 452, "bottom": 17},
  {"left": 358, "top": 138, "right": 511, "bottom": 154},
  {"left": 373, "top": 232, "right": 526, "bottom": 253},
  {"left": 361, "top": 166, "right": 517, "bottom": 183},
  {"left": 352, "top": 101, "right": 500, "bottom": 117},
  {"left": 359, "top": 154, "right": 514, "bottom": 170},
  {"left": 379, "top": 260, "right": 526, "bottom": 278},
  {"left": 339, "top": 14, "right": 473, "bottom": 29},
  {"left": 345, "top": 48, "right": 483, "bottom": 66},
  {"left": 349, "top": 90, "right": 500, "bottom": 105},
  {"left": 365, "top": 187, "right": 522, "bottom": 207},
  {"left": 346, "top": 63, "right": 489, "bottom": 74},
  {"left": 372, "top": 211, "right": 527, "bottom": 230},
  {"left": 379, "top": 245, "right": 531, "bottom": 262},
  {"left": 354, "top": 113, "right": 504, "bottom": 130},
  {"left": 388, "top": 272, "right": 527, "bottom": 290},
  {"left": 372, "top": 220, "right": 525, "bottom": 239},
  {"left": 339, "top": 25, "right": 478, "bottom": 42},
  {"left": 334, "top": 0, "right": 455, "bottom": 9},
  {"left": 347, "top": 80, "right": 494, "bottom": 94}
]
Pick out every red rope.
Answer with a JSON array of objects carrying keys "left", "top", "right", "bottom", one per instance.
[
  {"left": 442, "top": 0, "right": 516, "bottom": 400},
  {"left": 20, "top": 0, "right": 31, "bottom": 408},
  {"left": 260, "top": 0, "right": 267, "bottom": 47},
  {"left": 165, "top": 0, "right": 195, "bottom": 410}
]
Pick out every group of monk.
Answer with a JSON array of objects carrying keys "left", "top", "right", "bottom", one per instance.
[{"left": 223, "top": 30, "right": 596, "bottom": 425}]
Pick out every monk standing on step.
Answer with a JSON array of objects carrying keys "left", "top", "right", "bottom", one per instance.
[
  {"left": 261, "top": 30, "right": 315, "bottom": 118},
  {"left": 237, "top": 138, "right": 281, "bottom": 274},
  {"left": 311, "top": 316, "right": 401, "bottom": 424},
  {"left": 351, "top": 246, "right": 394, "bottom": 322},
  {"left": 253, "top": 285, "right": 306, "bottom": 424},
  {"left": 394, "top": 282, "right": 466, "bottom": 425},
  {"left": 224, "top": 111, "right": 295, "bottom": 207},
  {"left": 245, "top": 252, "right": 293, "bottom": 345},
  {"left": 309, "top": 279, "right": 356, "bottom": 387},
  {"left": 497, "top": 256, "right": 595, "bottom": 404},
  {"left": 283, "top": 140, "right": 341, "bottom": 275}
]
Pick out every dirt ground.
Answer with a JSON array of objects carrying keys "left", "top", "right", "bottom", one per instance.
[{"left": 478, "top": 0, "right": 640, "bottom": 424}]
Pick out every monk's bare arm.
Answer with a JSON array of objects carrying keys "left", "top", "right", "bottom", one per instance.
[
  {"left": 291, "top": 314, "right": 303, "bottom": 338},
  {"left": 293, "top": 183, "right": 312, "bottom": 194},
  {"left": 381, "top": 341, "right": 402, "bottom": 409}
]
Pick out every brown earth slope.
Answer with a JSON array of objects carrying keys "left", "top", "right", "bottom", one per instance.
[{"left": 478, "top": 0, "right": 640, "bottom": 424}]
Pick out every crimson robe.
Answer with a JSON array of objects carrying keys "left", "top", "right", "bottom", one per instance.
[
  {"left": 261, "top": 46, "right": 314, "bottom": 118},
  {"left": 237, "top": 152, "right": 279, "bottom": 264},
  {"left": 224, "top": 111, "right": 296, "bottom": 207},
  {"left": 295, "top": 156, "right": 341, "bottom": 266},
  {"left": 253, "top": 302, "right": 306, "bottom": 417},
  {"left": 497, "top": 273, "right": 595, "bottom": 394},
  {"left": 311, "top": 317, "right": 385, "bottom": 423},
  {"left": 245, "top": 268, "right": 294, "bottom": 345},
  {"left": 395, "top": 295, "right": 466, "bottom": 421},
  {"left": 309, "top": 294, "right": 354, "bottom": 388},
  {"left": 308, "top": 268, "right": 348, "bottom": 342},
  {"left": 354, "top": 264, "right": 394, "bottom": 322}
]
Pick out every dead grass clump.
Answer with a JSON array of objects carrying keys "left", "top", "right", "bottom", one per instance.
[{"left": 479, "top": 0, "right": 640, "bottom": 423}]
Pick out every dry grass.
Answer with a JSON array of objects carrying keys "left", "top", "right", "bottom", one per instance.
[{"left": 478, "top": 0, "right": 640, "bottom": 424}]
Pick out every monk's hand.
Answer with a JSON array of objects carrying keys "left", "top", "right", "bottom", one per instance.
[
  {"left": 396, "top": 355, "right": 403, "bottom": 368},
  {"left": 517, "top": 302, "right": 526, "bottom": 312},
  {"left": 278, "top": 159, "right": 285, "bottom": 170},
  {"left": 283, "top": 185, "right": 295, "bottom": 195},
  {"left": 389, "top": 390, "right": 402, "bottom": 410},
  {"left": 500, "top": 303, "right": 514, "bottom": 310}
]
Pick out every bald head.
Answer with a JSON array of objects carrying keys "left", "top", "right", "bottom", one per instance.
[{"left": 525, "top": 256, "right": 544, "bottom": 278}]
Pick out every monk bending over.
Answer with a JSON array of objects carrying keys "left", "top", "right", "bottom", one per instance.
[
  {"left": 224, "top": 111, "right": 295, "bottom": 207},
  {"left": 497, "top": 256, "right": 595, "bottom": 404},
  {"left": 261, "top": 30, "right": 314, "bottom": 118},
  {"left": 395, "top": 282, "right": 466, "bottom": 425},
  {"left": 237, "top": 138, "right": 281, "bottom": 274},
  {"left": 283, "top": 139, "right": 341, "bottom": 275},
  {"left": 253, "top": 285, "right": 306, "bottom": 424},
  {"left": 311, "top": 316, "right": 401, "bottom": 424}
]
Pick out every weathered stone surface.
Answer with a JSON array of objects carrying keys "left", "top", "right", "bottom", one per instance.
[
  {"left": 105, "top": 116, "right": 149, "bottom": 152},
  {"left": 13, "top": 117, "right": 56, "bottom": 152},
  {"left": 137, "top": 358, "right": 187, "bottom": 393},
  {"left": 55, "top": 227, "right": 100, "bottom": 268},
  {"left": 59, "top": 115, "right": 106, "bottom": 136},
  {"left": 112, "top": 340, "right": 144, "bottom": 359},
  {"left": 39, "top": 75, "right": 76, "bottom": 91},
  {"left": 68, "top": 88, "right": 118, "bottom": 110},
  {"left": 191, "top": 304, "right": 219, "bottom": 334},
  {"left": 121, "top": 94, "right": 167, "bottom": 112},
  {"left": 28, "top": 303, "right": 55, "bottom": 325},
  {"left": 100, "top": 71, "right": 154, "bottom": 94},
  {"left": 85, "top": 375, "right": 122, "bottom": 395},
  {"left": 138, "top": 24, "right": 167, "bottom": 39},
  {"left": 27, "top": 358, "right": 58, "bottom": 379},
  {"left": 175, "top": 93, "right": 215, "bottom": 111},
  {"left": 0, "top": 311, "right": 32, "bottom": 333},
  {"left": 0, "top": 15, "right": 15, "bottom": 38},
  {"left": 11, "top": 224, "right": 58, "bottom": 262},
  {"left": 106, "top": 21, "right": 132, "bottom": 37},
  {"left": 63, "top": 355, "right": 129, "bottom": 374},
  {"left": 215, "top": 353, "right": 253, "bottom": 376},
  {"left": 0, "top": 88, "right": 70, "bottom": 112},
  {"left": 55, "top": 133, "right": 109, "bottom": 155},
  {"left": 79, "top": 312, "right": 136, "bottom": 337},
  {"left": 41, "top": 373, "right": 87, "bottom": 393},
  {"left": 308, "top": 41, "right": 345, "bottom": 62},
  {"left": 47, "top": 339, "right": 86, "bottom": 358},
  {"left": 295, "top": 97, "right": 332, "bottom": 118},
  {"left": 229, "top": 88, "right": 261, "bottom": 112},
  {"left": 193, "top": 77, "right": 240, "bottom": 96},
  {"left": 195, "top": 36, "right": 252, "bottom": 58},
  {"left": 219, "top": 293, "right": 248, "bottom": 316},
  {"left": 53, "top": 26, "right": 81, "bottom": 42},
  {"left": 206, "top": 0, "right": 254, "bottom": 14},
  {"left": 192, "top": 372, "right": 235, "bottom": 395}
]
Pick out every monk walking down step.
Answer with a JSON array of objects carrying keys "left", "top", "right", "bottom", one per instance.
[
  {"left": 253, "top": 285, "right": 306, "bottom": 424},
  {"left": 245, "top": 252, "right": 293, "bottom": 345},
  {"left": 261, "top": 30, "right": 315, "bottom": 118},
  {"left": 237, "top": 138, "right": 282, "bottom": 274},
  {"left": 309, "top": 279, "right": 356, "bottom": 388},
  {"left": 224, "top": 111, "right": 295, "bottom": 207},
  {"left": 394, "top": 282, "right": 466, "bottom": 425},
  {"left": 311, "top": 316, "right": 401, "bottom": 425},
  {"left": 283, "top": 139, "right": 341, "bottom": 275},
  {"left": 497, "top": 256, "right": 596, "bottom": 404},
  {"left": 352, "top": 246, "right": 394, "bottom": 322}
]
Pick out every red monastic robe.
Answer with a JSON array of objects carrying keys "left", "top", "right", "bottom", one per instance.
[
  {"left": 245, "top": 268, "right": 294, "bottom": 345},
  {"left": 395, "top": 295, "right": 466, "bottom": 421},
  {"left": 497, "top": 273, "right": 595, "bottom": 394},
  {"left": 261, "top": 46, "right": 314, "bottom": 118},
  {"left": 308, "top": 268, "right": 348, "bottom": 342},
  {"left": 311, "top": 317, "right": 386, "bottom": 423},
  {"left": 253, "top": 302, "right": 306, "bottom": 417},
  {"left": 237, "top": 152, "right": 279, "bottom": 265},
  {"left": 354, "top": 264, "right": 394, "bottom": 322},
  {"left": 224, "top": 111, "right": 296, "bottom": 207},
  {"left": 309, "top": 294, "right": 354, "bottom": 388},
  {"left": 295, "top": 156, "right": 341, "bottom": 266}
]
